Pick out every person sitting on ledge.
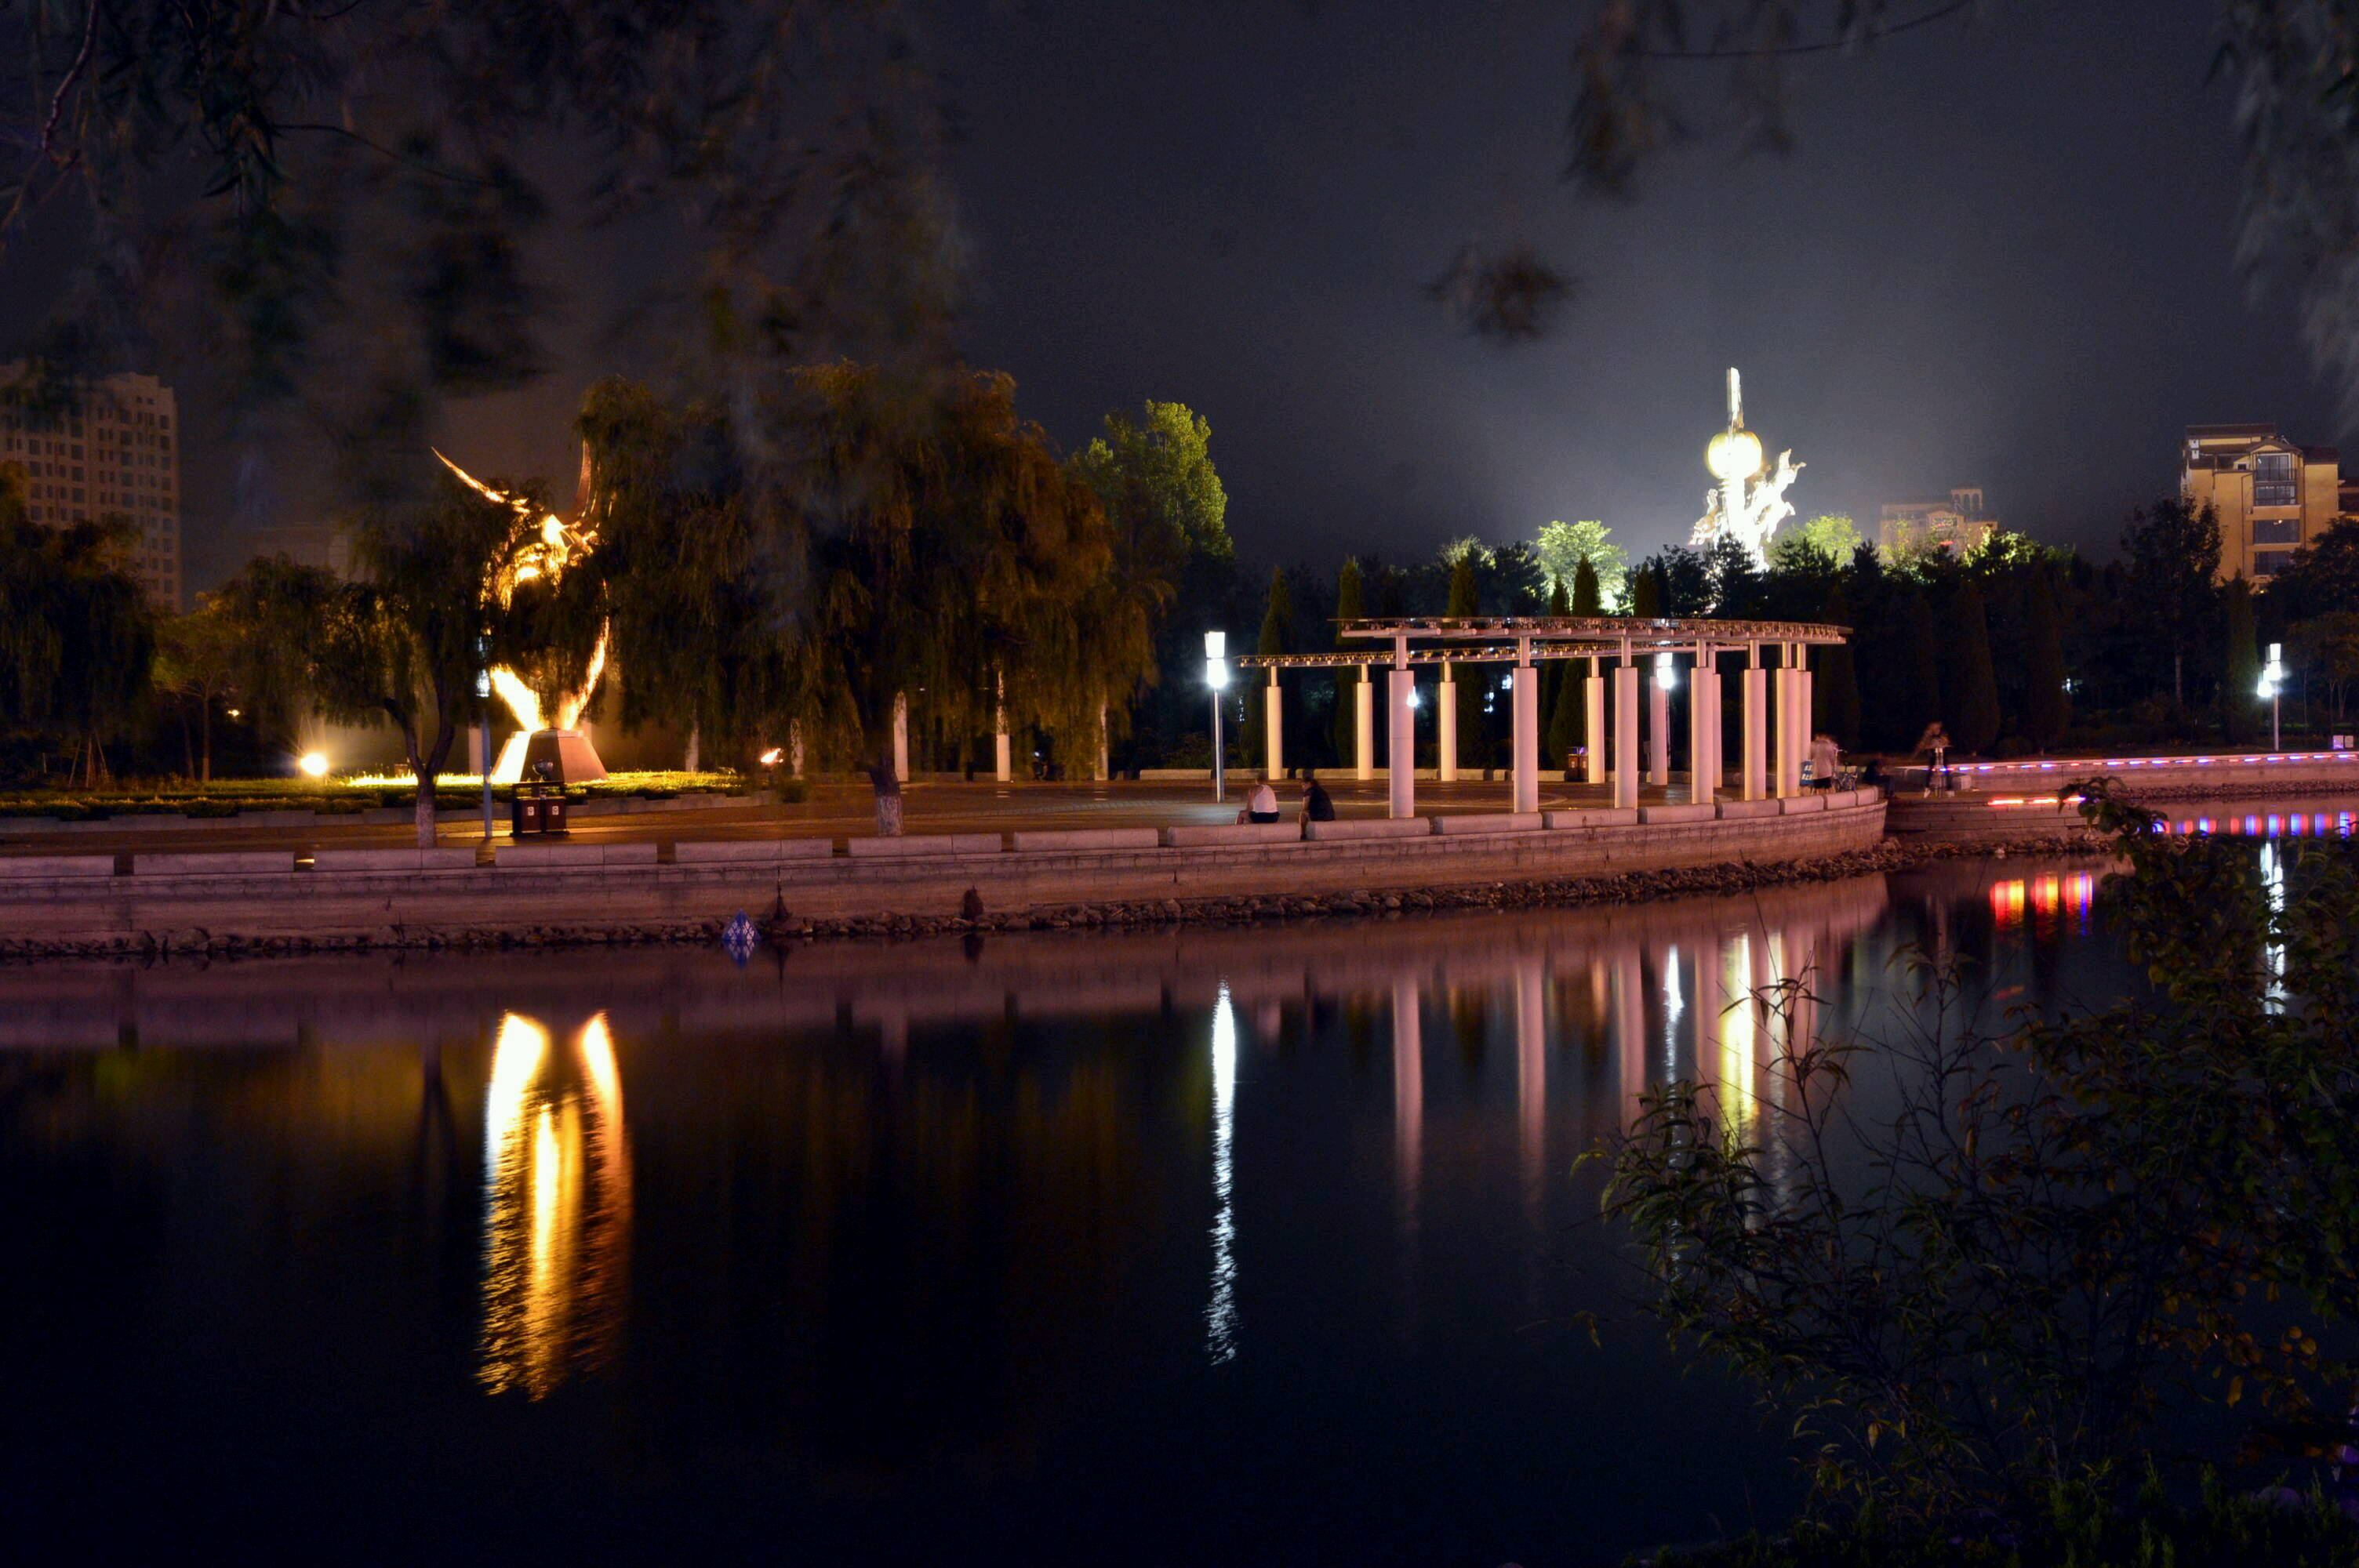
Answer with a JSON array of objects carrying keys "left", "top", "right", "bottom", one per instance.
[
  {"left": 1245, "top": 781, "right": 1281, "bottom": 823},
  {"left": 1300, "top": 778, "right": 1336, "bottom": 823}
]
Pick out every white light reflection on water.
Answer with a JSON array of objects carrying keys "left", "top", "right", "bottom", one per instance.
[
  {"left": 1206, "top": 983, "right": 1240, "bottom": 1364},
  {"left": 2262, "top": 840, "right": 2288, "bottom": 1014}
]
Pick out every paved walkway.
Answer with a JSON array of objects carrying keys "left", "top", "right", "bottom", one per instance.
[{"left": 0, "top": 777, "right": 1714, "bottom": 857}]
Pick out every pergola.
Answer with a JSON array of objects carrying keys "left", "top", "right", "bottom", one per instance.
[{"left": 1238, "top": 615, "right": 1852, "bottom": 819}]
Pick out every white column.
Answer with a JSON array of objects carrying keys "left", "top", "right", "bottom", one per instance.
[
  {"left": 1095, "top": 702, "right": 1110, "bottom": 782},
  {"left": 1264, "top": 666, "right": 1284, "bottom": 780},
  {"left": 1706, "top": 662, "right": 1725, "bottom": 802},
  {"left": 1802, "top": 651, "right": 1821, "bottom": 778},
  {"left": 1742, "top": 658, "right": 1766, "bottom": 801},
  {"left": 1438, "top": 661, "right": 1458, "bottom": 782},
  {"left": 1776, "top": 659, "right": 1804, "bottom": 796},
  {"left": 1354, "top": 673, "right": 1374, "bottom": 781},
  {"left": 994, "top": 672, "right": 1012, "bottom": 783},
  {"left": 789, "top": 720, "right": 805, "bottom": 779},
  {"left": 892, "top": 692, "right": 909, "bottom": 783},
  {"left": 1388, "top": 666, "right": 1417, "bottom": 820},
  {"left": 1511, "top": 644, "right": 1539, "bottom": 815},
  {"left": 1584, "top": 665, "right": 1606, "bottom": 786},
  {"left": 1690, "top": 648, "right": 1717, "bottom": 805},
  {"left": 1612, "top": 661, "right": 1640, "bottom": 811},
  {"left": 1647, "top": 671, "right": 1670, "bottom": 787}
]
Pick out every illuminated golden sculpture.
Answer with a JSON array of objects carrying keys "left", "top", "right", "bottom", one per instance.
[
  {"left": 478, "top": 1011, "right": 632, "bottom": 1398},
  {"left": 1692, "top": 368, "right": 1804, "bottom": 569},
  {"left": 437, "top": 451, "right": 611, "bottom": 783}
]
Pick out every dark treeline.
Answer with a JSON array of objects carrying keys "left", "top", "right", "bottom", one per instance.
[{"left": 10, "top": 356, "right": 2359, "bottom": 800}]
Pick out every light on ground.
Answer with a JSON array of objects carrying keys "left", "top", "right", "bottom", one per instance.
[{"left": 298, "top": 751, "right": 330, "bottom": 779}]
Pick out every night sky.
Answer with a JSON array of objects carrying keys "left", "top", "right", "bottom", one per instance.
[
  {"left": 925, "top": 0, "right": 2332, "bottom": 568},
  {"left": 16, "top": 2, "right": 2346, "bottom": 590}
]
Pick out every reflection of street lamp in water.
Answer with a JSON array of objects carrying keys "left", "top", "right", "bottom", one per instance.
[{"left": 479, "top": 1012, "right": 632, "bottom": 1398}]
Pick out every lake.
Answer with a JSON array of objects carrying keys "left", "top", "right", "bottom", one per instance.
[{"left": 0, "top": 833, "right": 2289, "bottom": 1563}]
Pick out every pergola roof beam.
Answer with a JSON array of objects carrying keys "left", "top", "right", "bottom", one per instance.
[{"left": 1334, "top": 615, "right": 1849, "bottom": 645}]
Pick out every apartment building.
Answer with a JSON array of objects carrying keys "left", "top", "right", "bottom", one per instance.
[
  {"left": 2180, "top": 423, "right": 2343, "bottom": 583},
  {"left": 0, "top": 369, "right": 183, "bottom": 609},
  {"left": 1877, "top": 487, "right": 1997, "bottom": 557}
]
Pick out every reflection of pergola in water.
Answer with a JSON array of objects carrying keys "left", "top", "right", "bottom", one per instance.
[{"left": 1236, "top": 615, "right": 1852, "bottom": 818}]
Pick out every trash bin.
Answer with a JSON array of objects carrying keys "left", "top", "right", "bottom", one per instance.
[
  {"left": 542, "top": 788, "right": 569, "bottom": 835},
  {"left": 511, "top": 786, "right": 544, "bottom": 837}
]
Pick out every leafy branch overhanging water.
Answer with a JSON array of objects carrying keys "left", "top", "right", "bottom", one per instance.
[{"left": 1601, "top": 779, "right": 2359, "bottom": 1560}]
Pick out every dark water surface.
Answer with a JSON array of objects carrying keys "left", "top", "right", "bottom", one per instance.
[{"left": 0, "top": 852, "right": 2166, "bottom": 1563}]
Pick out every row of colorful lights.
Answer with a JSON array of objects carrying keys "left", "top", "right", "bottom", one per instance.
[
  {"left": 2160, "top": 811, "right": 2357, "bottom": 838},
  {"left": 1988, "top": 872, "right": 2097, "bottom": 927},
  {"left": 1954, "top": 750, "right": 2359, "bottom": 780}
]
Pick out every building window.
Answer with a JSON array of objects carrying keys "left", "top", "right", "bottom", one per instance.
[
  {"left": 2255, "top": 549, "right": 2295, "bottom": 578},
  {"left": 2254, "top": 517, "right": 2303, "bottom": 545},
  {"left": 2254, "top": 452, "right": 2298, "bottom": 507}
]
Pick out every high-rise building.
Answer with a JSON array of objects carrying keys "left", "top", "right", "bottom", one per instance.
[
  {"left": 1877, "top": 487, "right": 1997, "bottom": 557},
  {"left": 0, "top": 369, "right": 183, "bottom": 609},
  {"left": 2180, "top": 423, "right": 2344, "bottom": 583}
]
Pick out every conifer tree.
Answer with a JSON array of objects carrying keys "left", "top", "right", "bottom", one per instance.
[
  {"left": 1814, "top": 592, "right": 1863, "bottom": 750},
  {"left": 1331, "top": 557, "right": 1366, "bottom": 766},
  {"left": 1446, "top": 553, "right": 1485, "bottom": 766},
  {"left": 1245, "top": 567, "right": 1292, "bottom": 769},
  {"left": 1572, "top": 557, "right": 1602, "bottom": 617},
  {"left": 1538, "top": 577, "right": 1571, "bottom": 760},
  {"left": 2022, "top": 572, "right": 2071, "bottom": 750},
  {"left": 2223, "top": 578, "right": 2261, "bottom": 742},
  {"left": 1630, "top": 564, "right": 1662, "bottom": 619},
  {"left": 1943, "top": 582, "right": 2001, "bottom": 755}
]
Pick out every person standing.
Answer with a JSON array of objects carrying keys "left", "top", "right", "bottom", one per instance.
[
  {"left": 1914, "top": 721, "right": 1951, "bottom": 793},
  {"left": 1808, "top": 732, "right": 1841, "bottom": 790}
]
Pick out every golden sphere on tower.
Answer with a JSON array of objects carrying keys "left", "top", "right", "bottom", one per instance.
[{"left": 1706, "top": 427, "right": 1763, "bottom": 482}]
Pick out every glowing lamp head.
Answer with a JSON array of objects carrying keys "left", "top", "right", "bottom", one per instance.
[
  {"left": 297, "top": 751, "right": 330, "bottom": 779},
  {"left": 758, "top": 746, "right": 784, "bottom": 766},
  {"left": 1707, "top": 427, "right": 1763, "bottom": 482}
]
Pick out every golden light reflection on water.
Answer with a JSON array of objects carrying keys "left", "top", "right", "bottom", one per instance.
[{"left": 479, "top": 1011, "right": 631, "bottom": 1398}]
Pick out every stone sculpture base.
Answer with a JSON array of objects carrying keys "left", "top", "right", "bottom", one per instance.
[{"left": 490, "top": 728, "right": 609, "bottom": 786}]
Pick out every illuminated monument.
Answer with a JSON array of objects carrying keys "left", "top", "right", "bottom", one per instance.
[
  {"left": 438, "top": 452, "right": 610, "bottom": 784},
  {"left": 1692, "top": 368, "right": 1803, "bottom": 569}
]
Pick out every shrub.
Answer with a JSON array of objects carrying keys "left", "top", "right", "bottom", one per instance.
[{"left": 1602, "top": 779, "right": 2359, "bottom": 1548}]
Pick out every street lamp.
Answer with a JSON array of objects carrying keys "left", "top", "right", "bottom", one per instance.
[
  {"left": 475, "top": 634, "right": 495, "bottom": 840},
  {"left": 2259, "top": 641, "right": 2285, "bottom": 752},
  {"left": 1205, "top": 630, "right": 1230, "bottom": 802},
  {"left": 1654, "top": 650, "right": 1679, "bottom": 691}
]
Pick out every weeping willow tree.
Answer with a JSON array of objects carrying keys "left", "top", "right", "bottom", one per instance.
[
  {"left": 0, "top": 473, "right": 154, "bottom": 784},
  {"left": 576, "top": 379, "right": 796, "bottom": 770},
  {"left": 790, "top": 362, "right": 1147, "bottom": 831},
  {"left": 299, "top": 473, "right": 537, "bottom": 846}
]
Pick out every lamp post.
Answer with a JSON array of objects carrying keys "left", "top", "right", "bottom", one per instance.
[
  {"left": 1205, "top": 630, "right": 1230, "bottom": 803},
  {"left": 2259, "top": 641, "right": 2285, "bottom": 753},
  {"left": 476, "top": 634, "right": 495, "bottom": 841}
]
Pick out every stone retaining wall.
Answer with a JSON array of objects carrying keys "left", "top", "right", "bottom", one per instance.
[
  {"left": 0, "top": 793, "right": 1886, "bottom": 953},
  {"left": 1936, "top": 750, "right": 2359, "bottom": 794}
]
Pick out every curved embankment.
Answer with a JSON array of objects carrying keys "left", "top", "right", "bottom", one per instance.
[
  {"left": 0, "top": 790, "right": 1886, "bottom": 956},
  {"left": 1889, "top": 750, "right": 2359, "bottom": 841}
]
